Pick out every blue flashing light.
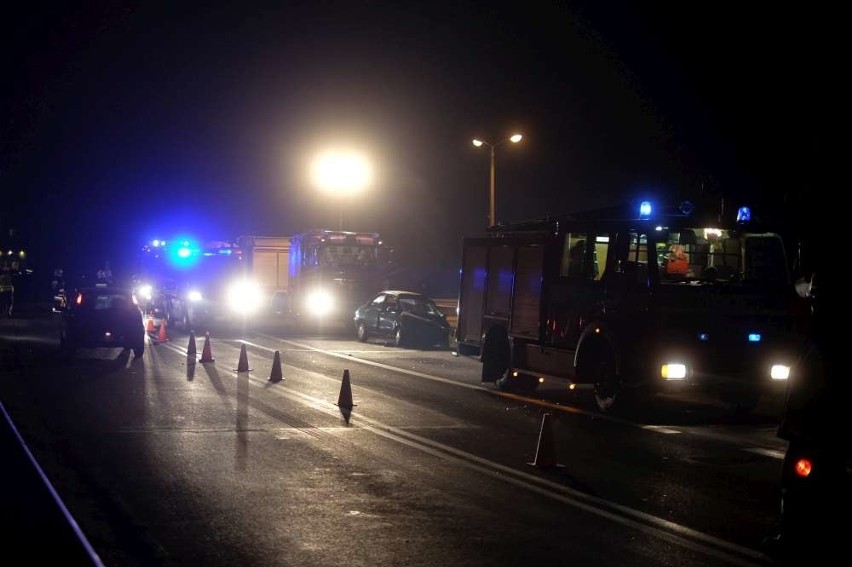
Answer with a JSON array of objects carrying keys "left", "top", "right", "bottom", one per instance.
[
  {"left": 737, "top": 206, "right": 752, "bottom": 222},
  {"left": 748, "top": 332, "right": 762, "bottom": 343},
  {"left": 218, "top": 248, "right": 232, "bottom": 255},
  {"left": 165, "top": 238, "right": 201, "bottom": 269},
  {"left": 638, "top": 200, "right": 652, "bottom": 218},
  {"left": 698, "top": 333, "right": 710, "bottom": 342}
]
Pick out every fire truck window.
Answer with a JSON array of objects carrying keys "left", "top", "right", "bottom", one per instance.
[
  {"left": 561, "top": 233, "right": 587, "bottom": 277},
  {"left": 592, "top": 234, "right": 609, "bottom": 280}
]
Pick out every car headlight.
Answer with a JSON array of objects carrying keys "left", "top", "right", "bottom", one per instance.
[
  {"left": 227, "top": 280, "right": 262, "bottom": 314},
  {"left": 187, "top": 289, "right": 203, "bottom": 302},
  {"left": 306, "top": 290, "right": 334, "bottom": 316}
]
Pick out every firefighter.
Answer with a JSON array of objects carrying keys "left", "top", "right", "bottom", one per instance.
[{"left": 0, "top": 263, "right": 14, "bottom": 317}]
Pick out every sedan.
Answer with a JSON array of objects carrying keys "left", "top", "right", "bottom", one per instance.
[
  {"left": 353, "top": 290, "right": 451, "bottom": 349},
  {"left": 59, "top": 285, "right": 146, "bottom": 357}
]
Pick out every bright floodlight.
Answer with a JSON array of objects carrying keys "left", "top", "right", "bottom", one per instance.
[
  {"left": 472, "top": 139, "right": 484, "bottom": 147},
  {"left": 509, "top": 134, "right": 523, "bottom": 143},
  {"left": 311, "top": 151, "right": 373, "bottom": 195}
]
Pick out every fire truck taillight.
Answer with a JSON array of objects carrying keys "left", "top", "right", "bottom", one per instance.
[
  {"left": 794, "top": 458, "right": 813, "bottom": 478},
  {"left": 661, "top": 363, "right": 687, "bottom": 380}
]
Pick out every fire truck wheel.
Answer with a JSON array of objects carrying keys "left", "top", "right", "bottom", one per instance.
[
  {"left": 481, "top": 327, "right": 510, "bottom": 383},
  {"left": 579, "top": 340, "right": 620, "bottom": 412}
]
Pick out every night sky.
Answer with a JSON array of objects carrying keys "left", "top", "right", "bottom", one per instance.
[{"left": 1, "top": 2, "right": 836, "bottom": 292}]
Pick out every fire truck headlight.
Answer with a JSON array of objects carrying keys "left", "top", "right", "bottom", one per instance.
[
  {"left": 227, "top": 281, "right": 262, "bottom": 314},
  {"left": 187, "top": 289, "right": 203, "bottom": 302},
  {"left": 771, "top": 364, "right": 790, "bottom": 381},
  {"left": 138, "top": 284, "right": 153, "bottom": 301},
  {"left": 306, "top": 290, "right": 334, "bottom": 316},
  {"left": 661, "top": 363, "right": 687, "bottom": 380}
]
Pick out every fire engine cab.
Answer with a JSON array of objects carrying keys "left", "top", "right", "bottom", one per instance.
[{"left": 455, "top": 199, "right": 802, "bottom": 413}]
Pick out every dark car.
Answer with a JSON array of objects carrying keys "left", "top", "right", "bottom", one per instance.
[
  {"left": 59, "top": 285, "right": 146, "bottom": 357},
  {"left": 764, "top": 271, "right": 851, "bottom": 562},
  {"left": 353, "top": 290, "right": 451, "bottom": 349}
]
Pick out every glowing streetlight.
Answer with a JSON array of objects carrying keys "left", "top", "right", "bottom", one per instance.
[
  {"left": 310, "top": 150, "right": 373, "bottom": 230},
  {"left": 472, "top": 133, "right": 523, "bottom": 227}
]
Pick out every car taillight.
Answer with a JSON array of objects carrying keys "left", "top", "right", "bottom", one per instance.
[{"left": 794, "top": 458, "right": 813, "bottom": 478}]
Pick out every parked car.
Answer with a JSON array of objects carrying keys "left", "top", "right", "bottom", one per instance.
[
  {"left": 59, "top": 285, "right": 146, "bottom": 357},
  {"left": 353, "top": 290, "right": 451, "bottom": 349},
  {"left": 764, "top": 271, "right": 851, "bottom": 562}
]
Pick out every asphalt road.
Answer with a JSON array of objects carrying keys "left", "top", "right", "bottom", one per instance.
[{"left": 1, "top": 306, "right": 798, "bottom": 566}]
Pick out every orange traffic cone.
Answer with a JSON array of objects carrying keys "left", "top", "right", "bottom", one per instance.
[
  {"left": 186, "top": 331, "right": 197, "bottom": 362},
  {"left": 335, "top": 369, "right": 355, "bottom": 409},
  {"left": 146, "top": 316, "right": 155, "bottom": 334},
  {"left": 155, "top": 318, "right": 168, "bottom": 344},
  {"left": 528, "top": 413, "right": 562, "bottom": 468},
  {"left": 199, "top": 332, "right": 215, "bottom": 363},
  {"left": 234, "top": 343, "right": 252, "bottom": 372},
  {"left": 268, "top": 350, "right": 283, "bottom": 382}
]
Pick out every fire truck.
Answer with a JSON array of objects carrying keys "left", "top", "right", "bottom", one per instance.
[
  {"left": 134, "top": 238, "right": 261, "bottom": 332},
  {"left": 455, "top": 199, "right": 803, "bottom": 413},
  {"left": 287, "top": 229, "right": 399, "bottom": 328}
]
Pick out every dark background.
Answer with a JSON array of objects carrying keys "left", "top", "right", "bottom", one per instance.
[{"left": 1, "top": 1, "right": 837, "bottom": 294}]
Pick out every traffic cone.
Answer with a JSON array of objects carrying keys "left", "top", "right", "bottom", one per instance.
[
  {"left": 146, "top": 316, "right": 155, "bottom": 334},
  {"left": 186, "top": 331, "right": 197, "bottom": 362},
  {"left": 155, "top": 317, "right": 169, "bottom": 344},
  {"left": 199, "top": 332, "right": 215, "bottom": 363},
  {"left": 528, "top": 413, "right": 562, "bottom": 468},
  {"left": 234, "top": 343, "right": 252, "bottom": 372},
  {"left": 268, "top": 350, "right": 283, "bottom": 382},
  {"left": 335, "top": 369, "right": 355, "bottom": 409}
]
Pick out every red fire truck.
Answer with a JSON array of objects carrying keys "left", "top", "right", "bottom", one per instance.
[
  {"left": 287, "top": 229, "right": 400, "bottom": 329},
  {"left": 455, "top": 199, "right": 803, "bottom": 413}
]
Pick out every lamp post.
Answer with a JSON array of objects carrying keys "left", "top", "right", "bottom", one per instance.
[
  {"left": 310, "top": 150, "right": 373, "bottom": 230},
  {"left": 472, "top": 134, "right": 523, "bottom": 227}
]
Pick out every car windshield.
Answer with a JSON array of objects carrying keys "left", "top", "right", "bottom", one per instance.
[{"left": 399, "top": 297, "right": 441, "bottom": 316}]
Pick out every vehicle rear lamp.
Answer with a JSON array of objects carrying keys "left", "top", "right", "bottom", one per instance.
[
  {"left": 794, "top": 458, "right": 813, "bottom": 478},
  {"left": 661, "top": 363, "right": 687, "bottom": 380},
  {"left": 770, "top": 365, "right": 790, "bottom": 380}
]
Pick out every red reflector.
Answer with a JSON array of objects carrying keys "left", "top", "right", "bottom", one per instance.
[{"left": 794, "top": 458, "right": 813, "bottom": 478}]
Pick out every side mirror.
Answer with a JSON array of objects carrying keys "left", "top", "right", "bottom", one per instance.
[{"left": 794, "top": 276, "right": 813, "bottom": 299}]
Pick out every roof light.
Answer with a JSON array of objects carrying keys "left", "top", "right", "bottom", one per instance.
[
  {"left": 736, "top": 206, "right": 752, "bottom": 222},
  {"left": 638, "top": 200, "right": 652, "bottom": 218}
]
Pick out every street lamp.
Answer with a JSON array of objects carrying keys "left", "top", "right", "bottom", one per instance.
[
  {"left": 310, "top": 150, "right": 373, "bottom": 230},
  {"left": 472, "top": 133, "right": 523, "bottom": 227}
]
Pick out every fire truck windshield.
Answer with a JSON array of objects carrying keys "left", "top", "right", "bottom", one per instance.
[
  {"left": 316, "top": 244, "right": 377, "bottom": 269},
  {"left": 655, "top": 227, "right": 788, "bottom": 284}
]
